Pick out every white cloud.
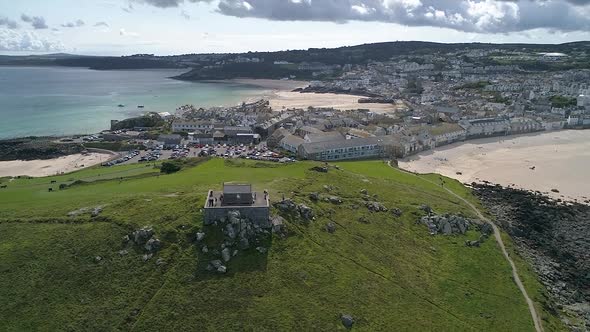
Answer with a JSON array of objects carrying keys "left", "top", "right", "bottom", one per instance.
[
  {"left": 21, "top": 14, "right": 49, "bottom": 30},
  {"left": 0, "top": 28, "right": 65, "bottom": 52},
  {"left": 211, "top": 0, "right": 590, "bottom": 33},
  {"left": 62, "top": 19, "right": 86, "bottom": 28},
  {"left": 242, "top": 1, "right": 253, "bottom": 10},
  {"left": 120, "top": 28, "right": 140, "bottom": 37}
]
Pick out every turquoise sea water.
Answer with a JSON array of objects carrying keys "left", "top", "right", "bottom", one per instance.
[{"left": 0, "top": 67, "right": 266, "bottom": 139}]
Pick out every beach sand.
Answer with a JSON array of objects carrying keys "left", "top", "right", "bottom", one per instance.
[
  {"left": 227, "top": 79, "right": 399, "bottom": 113},
  {"left": 398, "top": 130, "right": 590, "bottom": 202},
  {"left": 0, "top": 153, "right": 111, "bottom": 178},
  {"left": 268, "top": 91, "right": 398, "bottom": 113}
]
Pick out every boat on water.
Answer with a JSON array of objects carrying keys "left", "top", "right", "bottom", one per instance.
[
  {"left": 138, "top": 105, "right": 145, "bottom": 108},
  {"left": 118, "top": 104, "right": 125, "bottom": 107}
]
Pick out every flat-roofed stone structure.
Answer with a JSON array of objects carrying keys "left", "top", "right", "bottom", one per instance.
[{"left": 203, "top": 183, "right": 270, "bottom": 228}]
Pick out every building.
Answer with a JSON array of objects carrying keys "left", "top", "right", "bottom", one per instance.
[
  {"left": 509, "top": 117, "right": 543, "bottom": 134},
  {"left": 427, "top": 124, "right": 467, "bottom": 147},
  {"left": 172, "top": 120, "right": 215, "bottom": 132},
  {"left": 203, "top": 183, "right": 270, "bottom": 228},
  {"left": 304, "top": 131, "right": 344, "bottom": 144},
  {"left": 298, "top": 137, "right": 384, "bottom": 161},
  {"left": 266, "top": 127, "right": 289, "bottom": 149},
  {"left": 459, "top": 118, "right": 510, "bottom": 139},
  {"left": 537, "top": 115, "right": 565, "bottom": 131},
  {"left": 577, "top": 94, "right": 590, "bottom": 107},
  {"left": 202, "top": 126, "right": 260, "bottom": 145},
  {"left": 296, "top": 126, "right": 323, "bottom": 137},
  {"left": 279, "top": 134, "right": 305, "bottom": 153},
  {"left": 255, "top": 112, "right": 298, "bottom": 138},
  {"left": 188, "top": 131, "right": 214, "bottom": 144},
  {"left": 157, "top": 134, "right": 183, "bottom": 148}
]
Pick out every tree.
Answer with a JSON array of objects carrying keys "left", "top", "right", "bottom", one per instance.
[{"left": 160, "top": 161, "right": 182, "bottom": 174}]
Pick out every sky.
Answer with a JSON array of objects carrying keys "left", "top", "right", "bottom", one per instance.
[{"left": 1, "top": 0, "right": 589, "bottom": 56}]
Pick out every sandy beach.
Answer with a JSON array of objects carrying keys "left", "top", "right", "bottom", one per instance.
[
  {"left": 226, "top": 79, "right": 399, "bottom": 113},
  {"left": 268, "top": 91, "right": 398, "bottom": 113},
  {"left": 0, "top": 153, "right": 111, "bottom": 178},
  {"left": 398, "top": 130, "right": 590, "bottom": 202}
]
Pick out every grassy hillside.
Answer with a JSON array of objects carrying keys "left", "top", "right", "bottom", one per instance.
[{"left": 0, "top": 159, "right": 564, "bottom": 331}]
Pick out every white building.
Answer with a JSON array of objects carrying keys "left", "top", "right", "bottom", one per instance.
[
  {"left": 459, "top": 118, "right": 510, "bottom": 138},
  {"left": 172, "top": 120, "right": 215, "bottom": 132},
  {"left": 279, "top": 134, "right": 305, "bottom": 154}
]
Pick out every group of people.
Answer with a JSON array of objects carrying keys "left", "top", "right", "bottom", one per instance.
[{"left": 207, "top": 191, "right": 222, "bottom": 207}]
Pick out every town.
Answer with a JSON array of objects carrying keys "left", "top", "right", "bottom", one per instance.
[{"left": 94, "top": 46, "right": 590, "bottom": 164}]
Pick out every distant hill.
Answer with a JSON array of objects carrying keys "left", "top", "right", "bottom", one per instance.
[{"left": 1, "top": 40, "right": 588, "bottom": 71}]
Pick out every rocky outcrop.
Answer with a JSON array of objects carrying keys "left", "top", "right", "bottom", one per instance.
[
  {"left": 144, "top": 238, "right": 162, "bottom": 252},
  {"left": 298, "top": 204, "right": 314, "bottom": 221},
  {"left": 274, "top": 199, "right": 315, "bottom": 222},
  {"left": 67, "top": 205, "right": 104, "bottom": 218},
  {"left": 327, "top": 196, "right": 343, "bottom": 205},
  {"left": 274, "top": 199, "right": 298, "bottom": 212},
  {"left": 340, "top": 314, "right": 354, "bottom": 329},
  {"left": 120, "top": 227, "right": 163, "bottom": 261},
  {"left": 271, "top": 215, "right": 288, "bottom": 238},
  {"left": 419, "top": 204, "right": 433, "bottom": 215},
  {"left": 365, "top": 201, "right": 388, "bottom": 213},
  {"left": 310, "top": 166, "right": 329, "bottom": 173},
  {"left": 202, "top": 210, "right": 271, "bottom": 274},
  {"left": 132, "top": 227, "right": 154, "bottom": 245},
  {"left": 207, "top": 260, "right": 227, "bottom": 274},
  {"left": 420, "top": 214, "right": 474, "bottom": 236},
  {"left": 221, "top": 248, "right": 231, "bottom": 262},
  {"left": 472, "top": 183, "right": 590, "bottom": 330},
  {"left": 0, "top": 138, "right": 84, "bottom": 161},
  {"left": 325, "top": 222, "right": 336, "bottom": 234}
]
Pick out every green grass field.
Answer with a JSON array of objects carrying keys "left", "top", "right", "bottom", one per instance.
[{"left": 0, "top": 159, "right": 564, "bottom": 331}]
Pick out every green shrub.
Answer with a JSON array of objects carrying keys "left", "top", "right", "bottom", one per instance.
[{"left": 160, "top": 161, "right": 182, "bottom": 174}]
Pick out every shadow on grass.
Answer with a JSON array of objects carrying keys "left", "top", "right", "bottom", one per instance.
[{"left": 193, "top": 224, "right": 272, "bottom": 281}]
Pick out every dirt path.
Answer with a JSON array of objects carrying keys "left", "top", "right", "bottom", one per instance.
[{"left": 389, "top": 162, "right": 544, "bottom": 332}]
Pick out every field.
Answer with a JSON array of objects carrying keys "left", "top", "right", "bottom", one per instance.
[{"left": 0, "top": 158, "right": 564, "bottom": 331}]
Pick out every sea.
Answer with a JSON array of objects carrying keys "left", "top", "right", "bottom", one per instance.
[{"left": 0, "top": 66, "right": 268, "bottom": 139}]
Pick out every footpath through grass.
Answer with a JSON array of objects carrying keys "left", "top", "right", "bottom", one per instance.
[{"left": 0, "top": 159, "right": 564, "bottom": 331}]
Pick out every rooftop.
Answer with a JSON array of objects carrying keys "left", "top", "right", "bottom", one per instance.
[
  {"left": 205, "top": 189, "right": 269, "bottom": 208},
  {"left": 224, "top": 183, "right": 251, "bottom": 194},
  {"left": 305, "top": 131, "right": 344, "bottom": 144},
  {"left": 300, "top": 136, "right": 390, "bottom": 154}
]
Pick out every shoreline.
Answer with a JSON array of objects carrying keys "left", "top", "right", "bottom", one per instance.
[
  {"left": 267, "top": 90, "right": 399, "bottom": 113},
  {"left": 0, "top": 152, "right": 113, "bottom": 178},
  {"left": 398, "top": 130, "right": 590, "bottom": 202},
  {"left": 209, "top": 78, "right": 309, "bottom": 91},
  {"left": 200, "top": 78, "right": 401, "bottom": 113}
]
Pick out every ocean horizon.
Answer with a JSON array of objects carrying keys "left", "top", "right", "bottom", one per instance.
[{"left": 0, "top": 66, "right": 268, "bottom": 139}]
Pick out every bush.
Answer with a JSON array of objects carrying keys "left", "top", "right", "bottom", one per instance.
[{"left": 160, "top": 161, "right": 182, "bottom": 174}]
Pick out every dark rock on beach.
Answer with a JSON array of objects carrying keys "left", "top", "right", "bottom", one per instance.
[{"left": 472, "top": 183, "right": 590, "bottom": 330}]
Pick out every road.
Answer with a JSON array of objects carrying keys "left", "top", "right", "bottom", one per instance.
[{"left": 389, "top": 161, "right": 544, "bottom": 332}]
